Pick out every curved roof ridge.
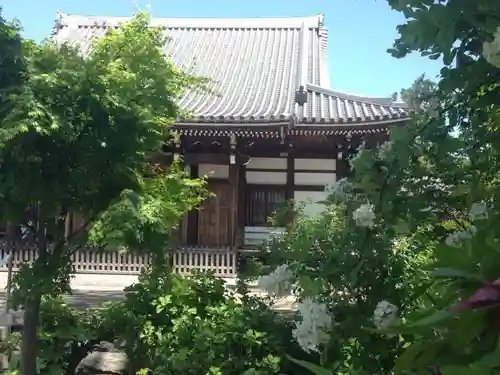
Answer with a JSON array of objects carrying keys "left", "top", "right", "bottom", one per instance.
[
  {"left": 56, "top": 12, "right": 325, "bottom": 29},
  {"left": 306, "top": 83, "right": 408, "bottom": 108},
  {"left": 51, "top": 11, "right": 411, "bottom": 126}
]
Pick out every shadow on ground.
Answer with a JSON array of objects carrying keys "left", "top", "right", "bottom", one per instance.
[{"left": 0, "top": 290, "right": 126, "bottom": 311}]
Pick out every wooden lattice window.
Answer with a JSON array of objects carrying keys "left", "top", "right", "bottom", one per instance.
[{"left": 245, "top": 185, "right": 286, "bottom": 226}]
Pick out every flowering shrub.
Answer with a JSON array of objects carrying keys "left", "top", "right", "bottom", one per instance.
[
  {"left": 248, "top": 2, "right": 500, "bottom": 374},
  {"left": 249, "top": 125, "right": 434, "bottom": 374},
  {"left": 252, "top": 99, "right": 500, "bottom": 374},
  {"left": 483, "top": 27, "right": 500, "bottom": 68}
]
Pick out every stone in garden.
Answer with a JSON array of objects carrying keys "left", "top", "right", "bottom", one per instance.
[{"left": 75, "top": 341, "right": 128, "bottom": 375}]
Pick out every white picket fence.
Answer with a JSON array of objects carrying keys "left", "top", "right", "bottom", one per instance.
[
  {"left": 172, "top": 246, "right": 237, "bottom": 277},
  {"left": 0, "top": 241, "right": 237, "bottom": 278}
]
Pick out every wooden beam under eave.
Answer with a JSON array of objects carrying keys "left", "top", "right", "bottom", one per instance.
[
  {"left": 287, "top": 135, "right": 344, "bottom": 157},
  {"left": 182, "top": 152, "right": 251, "bottom": 166},
  {"left": 183, "top": 152, "right": 229, "bottom": 165}
]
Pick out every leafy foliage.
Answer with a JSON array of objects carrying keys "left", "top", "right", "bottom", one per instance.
[
  {"left": 1, "top": 298, "right": 102, "bottom": 375},
  {"left": 0, "top": 11, "right": 207, "bottom": 375},
  {"left": 245, "top": 2, "right": 500, "bottom": 375},
  {"left": 0, "top": 7, "right": 27, "bottom": 127},
  {"left": 3, "top": 270, "right": 315, "bottom": 375},
  {"left": 100, "top": 268, "right": 314, "bottom": 375},
  {"left": 88, "top": 163, "right": 208, "bottom": 258},
  {"left": 244, "top": 121, "right": 435, "bottom": 374},
  {"left": 382, "top": 1, "right": 500, "bottom": 374},
  {"left": 1, "top": 12, "right": 205, "bottom": 222}
]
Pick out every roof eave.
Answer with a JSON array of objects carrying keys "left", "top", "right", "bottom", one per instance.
[
  {"left": 175, "top": 119, "right": 292, "bottom": 126},
  {"left": 174, "top": 116, "right": 411, "bottom": 128},
  {"left": 296, "top": 115, "right": 411, "bottom": 126}
]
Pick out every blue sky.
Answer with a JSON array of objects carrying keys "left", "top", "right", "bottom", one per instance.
[{"left": 2, "top": 0, "right": 442, "bottom": 98}]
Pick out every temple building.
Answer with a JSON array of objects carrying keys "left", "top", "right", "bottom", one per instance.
[{"left": 1, "top": 13, "right": 410, "bottom": 277}]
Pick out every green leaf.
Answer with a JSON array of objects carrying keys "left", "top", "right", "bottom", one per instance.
[
  {"left": 473, "top": 350, "right": 500, "bottom": 370},
  {"left": 298, "top": 274, "right": 322, "bottom": 296},
  {"left": 393, "top": 342, "right": 424, "bottom": 375},
  {"left": 440, "top": 365, "right": 487, "bottom": 375},
  {"left": 393, "top": 220, "right": 411, "bottom": 234},
  {"left": 429, "top": 267, "right": 483, "bottom": 281},
  {"left": 349, "top": 259, "right": 365, "bottom": 287},
  {"left": 407, "top": 310, "right": 454, "bottom": 328},
  {"left": 286, "top": 356, "right": 334, "bottom": 375}
]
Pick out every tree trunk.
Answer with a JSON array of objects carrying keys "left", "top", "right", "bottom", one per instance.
[
  {"left": 21, "top": 293, "right": 41, "bottom": 375},
  {"left": 21, "top": 208, "right": 47, "bottom": 375}
]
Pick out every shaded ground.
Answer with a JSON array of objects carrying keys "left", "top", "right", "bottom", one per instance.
[
  {"left": 1, "top": 289, "right": 296, "bottom": 312},
  {"left": 0, "top": 272, "right": 138, "bottom": 291},
  {"left": 0, "top": 290, "right": 126, "bottom": 311},
  {"left": 0, "top": 286, "right": 296, "bottom": 327}
]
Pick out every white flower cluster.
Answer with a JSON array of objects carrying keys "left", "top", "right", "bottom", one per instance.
[
  {"left": 349, "top": 142, "right": 367, "bottom": 168},
  {"left": 468, "top": 201, "right": 488, "bottom": 222},
  {"left": 373, "top": 300, "right": 398, "bottom": 330},
  {"left": 445, "top": 201, "right": 488, "bottom": 248},
  {"left": 427, "top": 96, "right": 440, "bottom": 118},
  {"left": 483, "top": 27, "right": 500, "bottom": 68},
  {"left": 445, "top": 225, "right": 477, "bottom": 248},
  {"left": 378, "top": 141, "right": 393, "bottom": 160},
  {"left": 293, "top": 297, "right": 332, "bottom": 353},
  {"left": 257, "top": 264, "right": 294, "bottom": 298},
  {"left": 352, "top": 203, "right": 376, "bottom": 228},
  {"left": 325, "top": 178, "right": 352, "bottom": 200}
]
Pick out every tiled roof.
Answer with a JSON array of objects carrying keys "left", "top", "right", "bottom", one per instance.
[
  {"left": 52, "top": 13, "right": 410, "bottom": 125},
  {"left": 298, "top": 84, "right": 408, "bottom": 124}
]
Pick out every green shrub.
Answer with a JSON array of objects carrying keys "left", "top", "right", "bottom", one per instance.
[
  {"left": 3, "top": 298, "right": 102, "bottom": 375},
  {"left": 101, "top": 267, "right": 315, "bottom": 375},
  {"left": 4, "top": 268, "right": 312, "bottom": 375}
]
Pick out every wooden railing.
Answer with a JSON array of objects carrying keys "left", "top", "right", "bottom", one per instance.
[
  {"left": 172, "top": 246, "right": 237, "bottom": 277},
  {"left": 0, "top": 241, "right": 236, "bottom": 277},
  {"left": 0, "top": 242, "right": 151, "bottom": 275}
]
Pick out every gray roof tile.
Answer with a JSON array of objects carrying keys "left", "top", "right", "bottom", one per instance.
[
  {"left": 299, "top": 84, "right": 408, "bottom": 124},
  {"left": 52, "top": 13, "right": 409, "bottom": 125}
]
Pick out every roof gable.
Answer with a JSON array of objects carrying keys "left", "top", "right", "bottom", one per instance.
[{"left": 52, "top": 13, "right": 409, "bottom": 125}]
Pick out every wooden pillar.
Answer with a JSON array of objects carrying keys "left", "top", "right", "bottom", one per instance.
[
  {"left": 229, "top": 134, "right": 239, "bottom": 248},
  {"left": 172, "top": 131, "right": 184, "bottom": 249},
  {"left": 172, "top": 131, "right": 181, "bottom": 161},
  {"left": 64, "top": 213, "right": 73, "bottom": 239},
  {"left": 152, "top": 142, "right": 173, "bottom": 168},
  {"left": 186, "top": 164, "right": 199, "bottom": 245},
  {"left": 285, "top": 143, "right": 294, "bottom": 201},
  {"left": 334, "top": 143, "right": 345, "bottom": 180},
  {"left": 237, "top": 163, "right": 246, "bottom": 247},
  {"left": 336, "top": 135, "right": 354, "bottom": 179}
]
